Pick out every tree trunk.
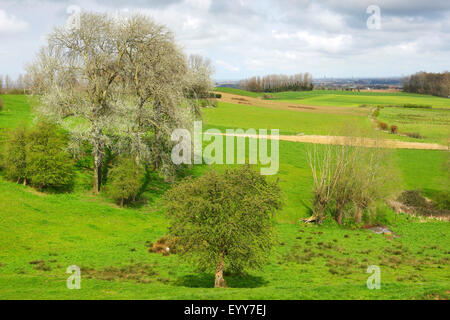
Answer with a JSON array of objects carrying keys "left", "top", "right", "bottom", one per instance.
[
  {"left": 152, "top": 101, "right": 162, "bottom": 171},
  {"left": 214, "top": 254, "right": 227, "bottom": 288},
  {"left": 120, "top": 197, "right": 124, "bottom": 208},
  {"left": 23, "top": 178, "right": 27, "bottom": 186},
  {"left": 336, "top": 208, "right": 343, "bottom": 225},
  {"left": 93, "top": 138, "right": 103, "bottom": 194},
  {"left": 355, "top": 206, "right": 363, "bottom": 224}
]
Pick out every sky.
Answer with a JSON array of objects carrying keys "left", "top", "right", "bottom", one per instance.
[{"left": 0, "top": 0, "right": 449, "bottom": 80}]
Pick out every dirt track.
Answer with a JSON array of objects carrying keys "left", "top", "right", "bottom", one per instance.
[
  {"left": 204, "top": 132, "right": 449, "bottom": 151},
  {"left": 218, "top": 92, "right": 367, "bottom": 116}
]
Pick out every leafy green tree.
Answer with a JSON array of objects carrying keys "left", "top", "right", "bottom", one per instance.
[
  {"left": 165, "top": 166, "right": 283, "bottom": 288},
  {"left": 25, "top": 121, "right": 75, "bottom": 190},
  {"left": 107, "top": 157, "right": 145, "bottom": 207},
  {"left": 1, "top": 125, "right": 28, "bottom": 184}
]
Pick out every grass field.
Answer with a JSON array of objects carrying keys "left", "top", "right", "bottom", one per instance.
[
  {"left": 377, "top": 107, "right": 450, "bottom": 144},
  {"left": 0, "top": 94, "right": 449, "bottom": 300},
  {"left": 202, "top": 102, "right": 373, "bottom": 136},
  {"left": 213, "top": 88, "right": 450, "bottom": 144},
  {"left": 214, "top": 88, "right": 450, "bottom": 109}
]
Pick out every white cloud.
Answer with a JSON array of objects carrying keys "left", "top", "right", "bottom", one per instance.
[
  {"left": 215, "top": 60, "right": 240, "bottom": 72},
  {"left": 0, "top": 10, "right": 28, "bottom": 34},
  {"left": 0, "top": 0, "right": 449, "bottom": 79}
]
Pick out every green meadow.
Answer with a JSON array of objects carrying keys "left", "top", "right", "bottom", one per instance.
[
  {"left": 215, "top": 88, "right": 450, "bottom": 109},
  {"left": 377, "top": 107, "right": 450, "bottom": 144},
  {"left": 202, "top": 102, "right": 373, "bottom": 136},
  {"left": 0, "top": 93, "right": 449, "bottom": 300}
]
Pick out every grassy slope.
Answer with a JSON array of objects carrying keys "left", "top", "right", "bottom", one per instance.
[
  {"left": 0, "top": 94, "right": 449, "bottom": 299},
  {"left": 214, "top": 88, "right": 450, "bottom": 108},
  {"left": 212, "top": 89, "right": 450, "bottom": 144},
  {"left": 214, "top": 87, "right": 263, "bottom": 98},
  {"left": 270, "top": 90, "right": 450, "bottom": 109},
  {"left": 203, "top": 102, "right": 373, "bottom": 136},
  {"left": 377, "top": 107, "right": 450, "bottom": 144},
  {"left": 0, "top": 95, "right": 33, "bottom": 131}
]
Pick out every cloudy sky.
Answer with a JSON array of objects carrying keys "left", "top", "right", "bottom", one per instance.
[{"left": 0, "top": 0, "right": 449, "bottom": 80}]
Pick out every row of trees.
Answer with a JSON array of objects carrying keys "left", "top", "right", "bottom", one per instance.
[
  {"left": 0, "top": 74, "right": 29, "bottom": 94},
  {"left": 26, "top": 12, "right": 213, "bottom": 194},
  {"left": 307, "top": 137, "right": 397, "bottom": 225},
  {"left": 239, "top": 73, "right": 313, "bottom": 92},
  {"left": 403, "top": 71, "right": 450, "bottom": 97}
]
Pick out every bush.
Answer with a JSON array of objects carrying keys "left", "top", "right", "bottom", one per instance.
[
  {"left": 107, "top": 157, "right": 145, "bottom": 207},
  {"left": 25, "top": 121, "right": 75, "bottom": 190},
  {"left": 390, "top": 125, "right": 398, "bottom": 134},
  {"left": 0, "top": 97, "right": 4, "bottom": 111},
  {"left": 165, "top": 166, "right": 283, "bottom": 287},
  {"left": 1, "top": 126, "right": 28, "bottom": 184},
  {"left": 405, "top": 132, "right": 423, "bottom": 139},
  {"left": 215, "top": 93, "right": 222, "bottom": 99},
  {"left": 377, "top": 121, "right": 388, "bottom": 131},
  {"left": 2, "top": 121, "right": 75, "bottom": 190}
]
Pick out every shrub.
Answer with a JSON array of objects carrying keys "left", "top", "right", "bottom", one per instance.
[
  {"left": 377, "top": 121, "right": 388, "bottom": 131},
  {"left": 165, "top": 166, "right": 283, "bottom": 287},
  {"left": 25, "top": 121, "right": 75, "bottom": 190},
  {"left": 107, "top": 157, "right": 145, "bottom": 207},
  {"left": 390, "top": 125, "right": 398, "bottom": 134},
  {"left": 405, "top": 132, "right": 423, "bottom": 139},
  {"left": 1, "top": 126, "right": 28, "bottom": 184},
  {"left": 0, "top": 97, "right": 4, "bottom": 111},
  {"left": 372, "top": 109, "right": 380, "bottom": 118},
  {"left": 215, "top": 93, "right": 222, "bottom": 99}
]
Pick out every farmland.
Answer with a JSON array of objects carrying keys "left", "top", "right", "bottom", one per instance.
[{"left": 0, "top": 92, "right": 449, "bottom": 300}]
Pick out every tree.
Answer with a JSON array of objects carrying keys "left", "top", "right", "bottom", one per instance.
[
  {"left": 27, "top": 12, "right": 211, "bottom": 189},
  {"left": 116, "top": 14, "right": 192, "bottom": 172},
  {"left": 1, "top": 126, "right": 28, "bottom": 184},
  {"left": 186, "top": 54, "right": 214, "bottom": 100},
  {"left": 307, "top": 143, "right": 348, "bottom": 223},
  {"left": 0, "top": 75, "right": 3, "bottom": 94},
  {"left": 403, "top": 71, "right": 450, "bottom": 97},
  {"left": 4, "top": 75, "right": 12, "bottom": 93},
  {"left": 351, "top": 145, "right": 396, "bottom": 224},
  {"left": 165, "top": 166, "right": 283, "bottom": 288},
  {"left": 25, "top": 121, "right": 75, "bottom": 190},
  {"left": 106, "top": 157, "right": 145, "bottom": 207},
  {"left": 307, "top": 136, "right": 397, "bottom": 225},
  {"left": 27, "top": 12, "right": 128, "bottom": 193}
]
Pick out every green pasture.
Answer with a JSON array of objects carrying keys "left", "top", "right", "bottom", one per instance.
[{"left": 0, "top": 94, "right": 448, "bottom": 300}]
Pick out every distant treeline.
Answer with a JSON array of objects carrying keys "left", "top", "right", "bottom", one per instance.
[
  {"left": 403, "top": 71, "right": 450, "bottom": 97},
  {"left": 239, "top": 73, "right": 313, "bottom": 92},
  {"left": 0, "top": 74, "right": 29, "bottom": 94}
]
